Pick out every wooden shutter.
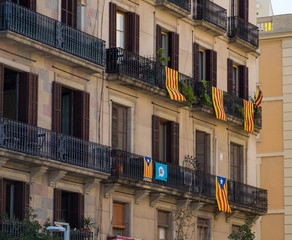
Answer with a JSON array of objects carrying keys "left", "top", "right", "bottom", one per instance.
[
  {"left": 28, "top": 73, "right": 38, "bottom": 126},
  {"left": 61, "top": 0, "right": 77, "bottom": 28},
  {"left": 169, "top": 32, "right": 179, "bottom": 71},
  {"left": 193, "top": 42, "right": 200, "bottom": 83},
  {"left": 126, "top": 12, "right": 140, "bottom": 53},
  {"left": 29, "top": 0, "right": 36, "bottom": 11},
  {"left": 18, "top": 73, "right": 29, "bottom": 124},
  {"left": 227, "top": 58, "right": 234, "bottom": 94},
  {"left": 109, "top": 2, "right": 117, "bottom": 48},
  {"left": 0, "top": 178, "right": 3, "bottom": 217},
  {"left": 52, "top": 82, "right": 62, "bottom": 133},
  {"left": 156, "top": 25, "right": 162, "bottom": 61},
  {"left": 239, "top": 0, "right": 248, "bottom": 21},
  {"left": 167, "top": 121, "right": 179, "bottom": 165},
  {"left": 112, "top": 104, "right": 118, "bottom": 148},
  {"left": 206, "top": 50, "right": 217, "bottom": 87},
  {"left": 196, "top": 131, "right": 210, "bottom": 173},
  {"left": 244, "top": 0, "right": 249, "bottom": 21},
  {"left": 77, "top": 193, "right": 84, "bottom": 229},
  {"left": 239, "top": 65, "right": 249, "bottom": 100},
  {"left": 113, "top": 203, "right": 125, "bottom": 227},
  {"left": 54, "top": 188, "right": 62, "bottom": 221},
  {"left": 152, "top": 115, "right": 160, "bottom": 161},
  {"left": 0, "top": 63, "right": 3, "bottom": 117},
  {"left": 22, "top": 182, "right": 30, "bottom": 219},
  {"left": 82, "top": 92, "right": 90, "bottom": 141}
]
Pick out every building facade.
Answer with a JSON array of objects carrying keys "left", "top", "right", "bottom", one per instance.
[
  {"left": 0, "top": 0, "right": 266, "bottom": 239},
  {"left": 257, "top": 14, "right": 292, "bottom": 240}
]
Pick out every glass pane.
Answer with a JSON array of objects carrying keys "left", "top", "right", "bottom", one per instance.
[
  {"left": 159, "top": 227, "right": 166, "bottom": 239},
  {"left": 117, "top": 32, "right": 124, "bottom": 48},
  {"left": 161, "top": 34, "right": 167, "bottom": 66},
  {"left": 116, "top": 13, "right": 124, "bottom": 31},
  {"left": 159, "top": 123, "right": 166, "bottom": 161},
  {"left": 113, "top": 228, "right": 123, "bottom": 236},
  {"left": 62, "top": 93, "right": 70, "bottom": 135},
  {"left": 3, "top": 71, "right": 17, "bottom": 120},
  {"left": 5, "top": 184, "right": 14, "bottom": 219},
  {"left": 199, "top": 51, "right": 204, "bottom": 81}
]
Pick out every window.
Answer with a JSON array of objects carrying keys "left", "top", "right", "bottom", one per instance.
[
  {"left": 196, "top": 130, "right": 211, "bottom": 174},
  {"left": 152, "top": 115, "right": 179, "bottom": 165},
  {"left": 54, "top": 189, "right": 84, "bottom": 229},
  {"left": 232, "top": 65, "right": 239, "bottom": 97},
  {"left": 0, "top": 178, "right": 29, "bottom": 220},
  {"left": 109, "top": 3, "right": 140, "bottom": 53},
  {"left": 230, "top": 142, "right": 243, "bottom": 182},
  {"left": 161, "top": 32, "right": 168, "bottom": 66},
  {"left": 197, "top": 218, "right": 210, "bottom": 240},
  {"left": 112, "top": 103, "right": 128, "bottom": 151},
  {"left": 158, "top": 211, "right": 169, "bottom": 240},
  {"left": 199, "top": 50, "right": 205, "bottom": 82},
  {"left": 61, "top": 0, "right": 77, "bottom": 28},
  {"left": 113, "top": 202, "right": 126, "bottom": 236},
  {"left": 52, "top": 82, "right": 89, "bottom": 140},
  {"left": 231, "top": 0, "right": 239, "bottom": 17},
  {"left": 116, "top": 12, "right": 125, "bottom": 49},
  {"left": 0, "top": 65, "right": 38, "bottom": 126},
  {"left": 231, "top": 0, "right": 248, "bottom": 21}
]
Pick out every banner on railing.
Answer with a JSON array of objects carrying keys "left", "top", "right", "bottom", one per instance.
[
  {"left": 165, "top": 67, "right": 186, "bottom": 102},
  {"left": 143, "top": 157, "right": 153, "bottom": 182},
  {"left": 212, "top": 86, "right": 226, "bottom": 121},
  {"left": 216, "top": 176, "right": 231, "bottom": 213},
  {"left": 155, "top": 162, "right": 168, "bottom": 182},
  {"left": 244, "top": 99, "right": 254, "bottom": 133},
  {"left": 254, "top": 88, "right": 263, "bottom": 108}
]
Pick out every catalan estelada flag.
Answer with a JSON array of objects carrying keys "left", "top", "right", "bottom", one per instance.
[
  {"left": 165, "top": 66, "right": 186, "bottom": 101},
  {"left": 212, "top": 86, "right": 227, "bottom": 121},
  {"left": 143, "top": 157, "right": 153, "bottom": 182},
  {"left": 254, "top": 89, "right": 263, "bottom": 108},
  {"left": 216, "top": 176, "right": 231, "bottom": 213},
  {"left": 244, "top": 100, "right": 254, "bottom": 133}
]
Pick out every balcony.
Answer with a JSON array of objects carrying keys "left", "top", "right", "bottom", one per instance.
[
  {"left": 0, "top": 116, "right": 111, "bottom": 175},
  {"left": 147, "top": 0, "right": 191, "bottom": 17},
  {"left": 228, "top": 16, "right": 259, "bottom": 51},
  {"left": 0, "top": 1, "right": 105, "bottom": 72},
  {"left": 193, "top": 0, "right": 227, "bottom": 36},
  {"left": 191, "top": 82, "right": 262, "bottom": 131},
  {"left": 106, "top": 48, "right": 191, "bottom": 107},
  {"left": 107, "top": 150, "right": 267, "bottom": 215}
]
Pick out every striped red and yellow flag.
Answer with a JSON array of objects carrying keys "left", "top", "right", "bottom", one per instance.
[
  {"left": 165, "top": 66, "right": 186, "bottom": 101},
  {"left": 216, "top": 176, "right": 232, "bottom": 213},
  {"left": 254, "top": 89, "right": 263, "bottom": 108},
  {"left": 212, "top": 86, "right": 227, "bottom": 121},
  {"left": 143, "top": 157, "right": 152, "bottom": 182},
  {"left": 244, "top": 100, "right": 254, "bottom": 133}
]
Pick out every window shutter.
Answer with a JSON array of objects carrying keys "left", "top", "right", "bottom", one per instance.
[
  {"left": 227, "top": 58, "right": 234, "bottom": 94},
  {"left": 244, "top": 0, "right": 249, "bottom": 21},
  {"left": 126, "top": 12, "right": 140, "bottom": 54},
  {"left": 0, "top": 63, "right": 3, "bottom": 117},
  {"left": 77, "top": 193, "right": 84, "bottom": 229},
  {"left": 167, "top": 121, "right": 179, "bottom": 165},
  {"left": 239, "top": 0, "right": 248, "bottom": 21},
  {"left": 196, "top": 130, "right": 210, "bottom": 173},
  {"left": 239, "top": 65, "right": 249, "bottom": 100},
  {"left": 0, "top": 178, "right": 3, "bottom": 217},
  {"left": 82, "top": 91, "right": 90, "bottom": 141},
  {"left": 152, "top": 115, "right": 160, "bottom": 161},
  {"left": 205, "top": 133, "right": 210, "bottom": 174},
  {"left": 22, "top": 182, "right": 30, "bottom": 219},
  {"left": 30, "top": 0, "right": 36, "bottom": 11},
  {"left": 28, "top": 73, "right": 38, "bottom": 126},
  {"left": 169, "top": 32, "right": 179, "bottom": 71},
  {"left": 112, "top": 104, "right": 118, "bottom": 148},
  {"left": 52, "top": 82, "right": 62, "bottom": 133},
  {"left": 206, "top": 50, "right": 217, "bottom": 87},
  {"left": 193, "top": 42, "right": 200, "bottom": 83},
  {"left": 156, "top": 25, "right": 162, "bottom": 61},
  {"left": 109, "top": 2, "right": 117, "bottom": 48},
  {"left": 54, "top": 188, "right": 62, "bottom": 221},
  {"left": 18, "top": 73, "right": 29, "bottom": 124}
]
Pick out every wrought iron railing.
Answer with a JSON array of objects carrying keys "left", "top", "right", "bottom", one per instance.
[
  {"left": 228, "top": 16, "right": 259, "bottom": 47},
  {"left": 194, "top": 0, "right": 227, "bottom": 30},
  {"left": 166, "top": 0, "right": 191, "bottom": 12},
  {"left": 0, "top": 218, "right": 24, "bottom": 239},
  {"left": 71, "top": 230, "right": 94, "bottom": 240},
  {"left": 0, "top": 116, "right": 111, "bottom": 172},
  {"left": 106, "top": 48, "right": 192, "bottom": 91},
  {"left": 110, "top": 150, "right": 267, "bottom": 212},
  {"left": 193, "top": 82, "right": 262, "bottom": 129},
  {"left": 0, "top": 1, "right": 105, "bottom": 66}
]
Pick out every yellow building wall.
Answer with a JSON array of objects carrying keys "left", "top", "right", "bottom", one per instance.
[{"left": 261, "top": 214, "right": 284, "bottom": 240}]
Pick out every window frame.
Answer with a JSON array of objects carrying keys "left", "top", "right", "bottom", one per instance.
[
  {"left": 195, "top": 130, "right": 211, "bottom": 174},
  {"left": 116, "top": 11, "right": 125, "bottom": 49},
  {"left": 230, "top": 142, "right": 244, "bottom": 182},
  {"left": 199, "top": 49, "right": 206, "bottom": 82},
  {"left": 113, "top": 202, "right": 126, "bottom": 236},
  {"left": 197, "top": 218, "right": 210, "bottom": 240},
  {"left": 157, "top": 210, "right": 169, "bottom": 240}
]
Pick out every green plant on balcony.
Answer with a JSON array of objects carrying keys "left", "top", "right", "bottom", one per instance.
[
  {"left": 200, "top": 80, "right": 212, "bottom": 107},
  {"left": 235, "top": 104, "right": 245, "bottom": 120},
  {"left": 181, "top": 82, "right": 195, "bottom": 107},
  {"left": 157, "top": 48, "right": 170, "bottom": 65},
  {"left": 231, "top": 26, "right": 240, "bottom": 36},
  {"left": 228, "top": 216, "right": 255, "bottom": 240},
  {"left": 83, "top": 216, "right": 96, "bottom": 232}
]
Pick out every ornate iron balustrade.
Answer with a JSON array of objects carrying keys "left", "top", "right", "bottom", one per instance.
[
  {"left": 166, "top": 0, "right": 191, "bottom": 11},
  {"left": 106, "top": 48, "right": 192, "bottom": 91},
  {"left": 0, "top": 1, "right": 105, "bottom": 66},
  {"left": 0, "top": 116, "right": 111, "bottom": 172},
  {"left": 110, "top": 150, "right": 267, "bottom": 212},
  {"left": 228, "top": 16, "right": 259, "bottom": 47},
  {"left": 0, "top": 218, "right": 24, "bottom": 239},
  {"left": 194, "top": 0, "right": 227, "bottom": 30},
  {"left": 193, "top": 82, "right": 262, "bottom": 129},
  {"left": 71, "top": 230, "right": 94, "bottom": 240}
]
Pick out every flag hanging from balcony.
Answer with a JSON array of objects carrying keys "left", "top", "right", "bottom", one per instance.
[
  {"left": 216, "top": 176, "right": 232, "bottom": 213},
  {"left": 244, "top": 99, "right": 254, "bottom": 133},
  {"left": 143, "top": 156, "right": 153, "bottom": 182},
  {"left": 212, "top": 86, "right": 227, "bottom": 121},
  {"left": 254, "top": 89, "right": 263, "bottom": 108},
  {"left": 155, "top": 162, "right": 168, "bottom": 182},
  {"left": 165, "top": 66, "right": 186, "bottom": 101}
]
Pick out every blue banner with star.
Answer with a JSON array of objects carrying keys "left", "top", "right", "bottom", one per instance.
[{"left": 155, "top": 162, "right": 167, "bottom": 182}]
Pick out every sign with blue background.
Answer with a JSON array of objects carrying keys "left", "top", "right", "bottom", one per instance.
[{"left": 155, "top": 162, "right": 167, "bottom": 182}]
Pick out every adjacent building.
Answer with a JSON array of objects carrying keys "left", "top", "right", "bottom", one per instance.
[
  {"left": 257, "top": 13, "right": 292, "bottom": 240},
  {"left": 0, "top": 0, "right": 267, "bottom": 239}
]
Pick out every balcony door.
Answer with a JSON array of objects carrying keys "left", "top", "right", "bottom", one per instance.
[
  {"left": 11, "top": 0, "right": 36, "bottom": 11},
  {"left": 231, "top": 0, "right": 248, "bottom": 21},
  {"left": 61, "top": 0, "right": 77, "bottom": 28},
  {"left": 230, "top": 142, "right": 244, "bottom": 183}
]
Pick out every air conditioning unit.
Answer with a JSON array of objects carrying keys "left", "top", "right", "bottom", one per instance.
[{"left": 107, "top": 236, "right": 142, "bottom": 240}]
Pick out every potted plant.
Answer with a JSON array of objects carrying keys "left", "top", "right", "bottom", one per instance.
[
  {"left": 83, "top": 216, "right": 95, "bottom": 232},
  {"left": 180, "top": 82, "right": 195, "bottom": 107}
]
